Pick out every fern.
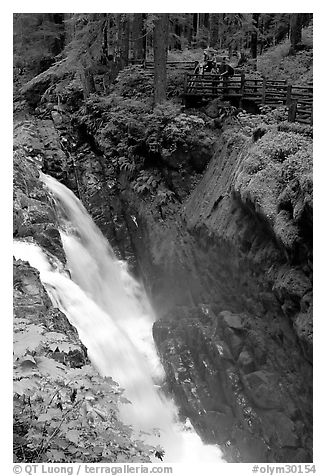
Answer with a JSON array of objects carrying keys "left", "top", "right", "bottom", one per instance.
[
  {"left": 13, "top": 262, "right": 156, "bottom": 463},
  {"left": 132, "top": 171, "right": 159, "bottom": 195}
]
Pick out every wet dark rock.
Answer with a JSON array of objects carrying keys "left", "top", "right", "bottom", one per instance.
[
  {"left": 13, "top": 120, "right": 66, "bottom": 262},
  {"left": 15, "top": 103, "right": 312, "bottom": 463},
  {"left": 70, "top": 125, "right": 312, "bottom": 462},
  {"left": 230, "top": 428, "right": 268, "bottom": 463},
  {"left": 14, "top": 259, "right": 52, "bottom": 314},
  {"left": 237, "top": 349, "right": 255, "bottom": 374},
  {"left": 13, "top": 260, "right": 88, "bottom": 366},
  {"left": 219, "top": 311, "right": 245, "bottom": 330},
  {"left": 202, "top": 410, "right": 235, "bottom": 445},
  {"left": 153, "top": 310, "right": 309, "bottom": 462},
  {"left": 294, "top": 311, "right": 313, "bottom": 363},
  {"left": 242, "top": 371, "right": 283, "bottom": 410},
  {"left": 223, "top": 327, "right": 243, "bottom": 360},
  {"left": 260, "top": 411, "right": 298, "bottom": 448}
]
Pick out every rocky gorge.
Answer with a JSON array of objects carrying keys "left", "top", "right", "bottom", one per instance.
[{"left": 13, "top": 87, "right": 313, "bottom": 463}]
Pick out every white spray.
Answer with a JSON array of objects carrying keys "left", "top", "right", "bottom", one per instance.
[{"left": 13, "top": 173, "right": 224, "bottom": 463}]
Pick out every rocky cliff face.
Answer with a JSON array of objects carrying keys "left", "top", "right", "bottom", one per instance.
[
  {"left": 14, "top": 103, "right": 312, "bottom": 463},
  {"left": 74, "top": 125, "right": 312, "bottom": 463},
  {"left": 13, "top": 121, "right": 153, "bottom": 463},
  {"left": 13, "top": 117, "right": 66, "bottom": 262},
  {"left": 121, "top": 130, "right": 313, "bottom": 462}
]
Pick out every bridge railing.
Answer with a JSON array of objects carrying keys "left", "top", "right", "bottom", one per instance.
[
  {"left": 130, "top": 59, "right": 195, "bottom": 70},
  {"left": 183, "top": 73, "right": 313, "bottom": 124}
]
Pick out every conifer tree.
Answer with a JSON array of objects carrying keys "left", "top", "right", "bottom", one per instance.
[{"left": 153, "top": 13, "right": 169, "bottom": 104}]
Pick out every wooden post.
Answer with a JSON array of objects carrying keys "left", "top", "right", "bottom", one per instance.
[
  {"left": 239, "top": 73, "right": 245, "bottom": 108},
  {"left": 286, "top": 84, "right": 292, "bottom": 106},
  {"left": 288, "top": 99, "right": 297, "bottom": 122},
  {"left": 184, "top": 73, "right": 189, "bottom": 93},
  {"left": 261, "top": 76, "right": 266, "bottom": 104},
  {"left": 310, "top": 103, "right": 313, "bottom": 126}
]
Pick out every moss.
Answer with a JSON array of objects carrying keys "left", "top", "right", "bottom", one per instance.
[{"left": 234, "top": 129, "right": 312, "bottom": 249}]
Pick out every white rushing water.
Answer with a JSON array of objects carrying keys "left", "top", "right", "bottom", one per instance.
[{"left": 13, "top": 173, "right": 224, "bottom": 463}]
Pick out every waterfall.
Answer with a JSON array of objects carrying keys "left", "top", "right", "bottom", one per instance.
[{"left": 13, "top": 173, "right": 224, "bottom": 463}]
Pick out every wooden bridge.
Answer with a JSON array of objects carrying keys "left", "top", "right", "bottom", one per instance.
[
  {"left": 130, "top": 59, "right": 196, "bottom": 71},
  {"left": 182, "top": 73, "right": 313, "bottom": 124},
  {"left": 129, "top": 60, "right": 312, "bottom": 124}
]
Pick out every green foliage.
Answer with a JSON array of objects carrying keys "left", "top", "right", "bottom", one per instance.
[
  {"left": 156, "top": 190, "right": 177, "bottom": 205},
  {"left": 160, "top": 112, "right": 206, "bottom": 154},
  {"left": 61, "top": 14, "right": 107, "bottom": 71},
  {"left": 114, "top": 67, "right": 154, "bottom": 99},
  {"left": 114, "top": 157, "right": 136, "bottom": 176},
  {"left": 256, "top": 131, "right": 309, "bottom": 163},
  {"left": 257, "top": 28, "right": 313, "bottom": 84},
  {"left": 13, "top": 277, "right": 154, "bottom": 463},
  {"left": 74, "top": 93, "right": 215, "bottom": 181},
  {"left": 72, "top": 91, "right": 217, "bottom": 208},
  {"left": 277, "top": 121, "right": 312, "bottom": 138},
  {"left": 13, "top": 14, "right": 64, "bottom": 76},
  {"left": 132, "top": 171, "right": 159, "bottom": 195},
  {"left": 234, "top": 129, "right": 312, "bottom": 240},
  {"left": 112, "top": 65, "right": 186, "bottom": 100},
  {"left": 14, "top": 367, "right": 153, "bottom": 463}
]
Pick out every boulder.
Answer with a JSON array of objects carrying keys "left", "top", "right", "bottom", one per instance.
[
  {"left": 202, "top": 410, "right": 235, "bottom": 444},
  {"left": 260, "top": 411, "right": 298, "bottom": 448},
  {"left": 219, "top": 311, "right": 244, "bottom": 330},
  {"left": 224, "top": 327, "right": 243, "bottom": 359},
  {"left": 237, "top": 349, "right": 255, "bottom": 374},
  {"left": 243, "top": 371, "right": 283, "bottom": 410},
  {"left": 294, "top": 311, "right": 313, "bottom": 362}
]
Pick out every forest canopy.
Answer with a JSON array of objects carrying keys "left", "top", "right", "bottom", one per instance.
[{"left": 13, "top": 13, "right": 313, "bottom": 105}]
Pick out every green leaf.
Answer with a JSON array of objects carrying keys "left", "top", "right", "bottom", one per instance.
[
  {"left": 38, "top": 413, "right": 52, "bottom": 422},
  {"left": 37, "top": 357, "right": 66, "bottom": 377},
  {"left": 93, "top": 445, "right": 103, "bottom": 454},
  {"left": 48, "top": 342, "right": 79, "bottom": 353},
  {"left": 38, "top": 408, "right": 62, "bottom": 422},
  {"left": 21, "top": 354, "right": 37, "bottom": 365},
  {"left": 46, "top": 449, "right": 66, "bottom": 461},
  {"left": 13, "top": 376, "right": 40, "bottom": 395},
  {"left": 66, "top": 430, "right": 79, "bottom": 444},
  {"left": 14, "top": 325, "right": 45, "bottom": 357}
]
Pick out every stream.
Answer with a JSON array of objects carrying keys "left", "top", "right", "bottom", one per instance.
[{"left": 13, "top": 173, "right": 224, "bottom": 464}]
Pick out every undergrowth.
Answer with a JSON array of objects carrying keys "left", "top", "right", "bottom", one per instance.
[
  {"left": 234, "top": 128, "right": 312, "bottom": 248},
  {"left": 13, "top": 261, "right": 155, "bottom": 463},
  {"left": 257, "top": 24, "right": 313, "bottom": 85},
  {"left": 73, "top": 92, "right": 216, "bottom": 204}
]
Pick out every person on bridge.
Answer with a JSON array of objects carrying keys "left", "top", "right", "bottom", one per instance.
[
  {"left": 204, "top": 58, "right": 217, "bottom": 73},
  {"left": 203, "top": 48, "right": 218, "bottom": 74},
  {"left": 194, "top": 60, "right": 204, "bottom": 75},
  {"left": 219, "top": 57, "right": 234, "bottom": 79}
]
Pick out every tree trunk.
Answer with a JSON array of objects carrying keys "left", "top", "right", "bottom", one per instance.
[
  {"left": 196, "top": 13, "right": 200, "bottom": 40},
  {"left": 116, "top": 13, "right": 122, "bottom": 62},
  {"left": 121, "top": 14, "right": 130, "bottom": 67},
  {"left": 100, "top": 14, "right": 109, "bottom": 64},
  {"left": 251, "top": 13, "right": 260, "bottom": 60},
  {"left": 203, "top": 13, "right": 210, "bottom": 28},
  {"left": 132, "top": 13, "right": 144, "bottom": 60},
  {"left": 174, "top": 20, "right": 182, "bottom": 50},
  {"left": 186, "top": 13, "right": 193, "bottom": 45},
  {"left": 289, "top": 13, "right": 304, "bottom": 54},
  {"left": 193, "top": 13, "right": 198, "bottom": 40},
  {"left": 209, "top": 13, "right": 219, "bottom": 47},
  {"left": 153, "top": 13, "right": 169, "bottom": 104},
  {"left": 81, "top": 67, "right": 96, "bottom": 99}
]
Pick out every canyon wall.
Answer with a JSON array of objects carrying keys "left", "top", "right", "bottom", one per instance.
[{"left": 14, "top": 108, "right": 313, "bottom": 463}]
